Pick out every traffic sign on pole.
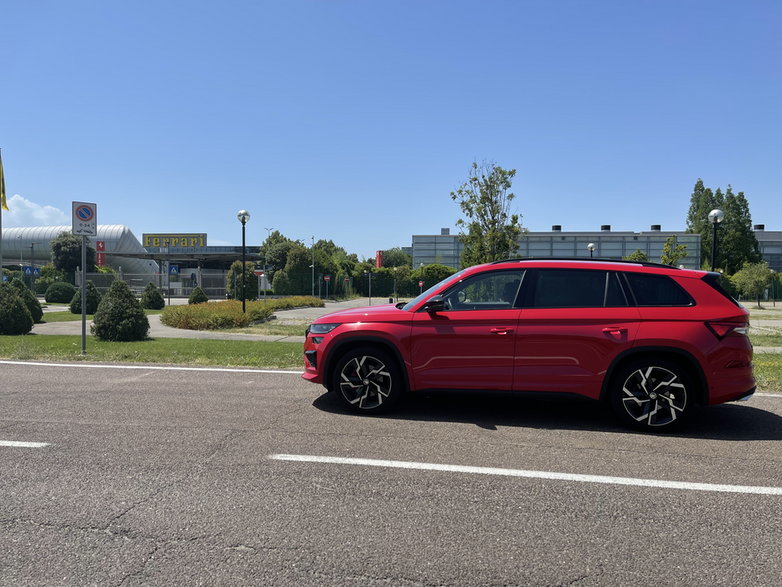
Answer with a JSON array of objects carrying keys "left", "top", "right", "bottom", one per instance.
[{"left": 72, "top": 202, "right": 97, "bottom": 236}]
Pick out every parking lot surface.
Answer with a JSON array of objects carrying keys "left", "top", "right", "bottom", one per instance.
[{"left": 1, "top": 361, "right": 781, "bottom": 585}]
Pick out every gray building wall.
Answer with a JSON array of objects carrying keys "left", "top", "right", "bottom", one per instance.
[{"left": 412, "top": 226, "right": 702, "bottom": 270}]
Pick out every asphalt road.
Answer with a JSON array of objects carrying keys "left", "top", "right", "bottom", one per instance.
[{"left": 1, "top": 361, "right": 781, "bottom": 586}]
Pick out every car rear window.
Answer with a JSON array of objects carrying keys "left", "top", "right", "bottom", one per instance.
[
  {"left": 623, "top": 272, "right": 693, "bottom": 306},
  {"left": 527, "top": 269, "right": 628, "bottom": 308}
]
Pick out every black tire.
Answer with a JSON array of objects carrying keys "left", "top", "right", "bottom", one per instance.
[
  {"left": 610, "top": 359, "right": 693, "bottom": 432},
  {"left": 331, "top": 347, "right": 403, "bottom": 414}
]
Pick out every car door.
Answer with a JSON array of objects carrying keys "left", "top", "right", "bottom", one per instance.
[
  {"left": 410, "top": 270, "right": 525, "bottom": 391},
  {"left": 513, "top": 269, "right": 640, "bottom": 399}
]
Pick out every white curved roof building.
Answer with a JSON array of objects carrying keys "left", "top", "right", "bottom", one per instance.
[{"left": 1, "top": 225, "right": 158, "bottom": 274}]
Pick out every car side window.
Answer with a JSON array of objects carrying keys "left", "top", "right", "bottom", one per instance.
[
  {"left": 623, "top": 272, "right": 693, "bottom": 306},
  {"left": 442, "top": 270, "right": 525, "bottom": 311},
  {"left": 526, "top": 269, "right": 628, "bottom": 308}
]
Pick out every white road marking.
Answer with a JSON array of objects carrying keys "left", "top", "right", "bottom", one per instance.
[
  {"left": 0, "top": 440, "right": 50, "bottom": 448},
  {"left": 0, "top": 360, "right": 301, "bottom": 375},
  {"left": 269, "top": 454, "right": 782, "bottom": 496}
]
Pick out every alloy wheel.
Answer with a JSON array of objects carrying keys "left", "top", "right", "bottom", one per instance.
[
  {"left": 620, "top": 365, "right": 687, "bottom": 428},
  {"left": 338, "top": 354, "right": 393, "bottom": 410}
]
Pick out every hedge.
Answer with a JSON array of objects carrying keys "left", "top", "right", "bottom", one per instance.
[{"left": 160, "top": 296, "right": 324, "bottom": 330}]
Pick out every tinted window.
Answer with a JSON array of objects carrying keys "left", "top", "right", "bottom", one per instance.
[
  {"left": 528, "top": 269, "right": 627, "bottom": 308},
  {"left": 443, "top": 270, "right": 525, "bottom": 311},
  {"left": 624, "top": 273, "right": 693, "bottom": 306}
]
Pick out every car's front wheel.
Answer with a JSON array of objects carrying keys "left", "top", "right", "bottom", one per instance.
[
  {"left": 331, "top": 347, "right": 403, "bottom": 414},
  {"left": 610, "top": 359, "right": 693, "bottom": 432}
]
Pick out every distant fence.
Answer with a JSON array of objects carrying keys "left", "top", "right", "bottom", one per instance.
[{"left": 80, "top": 271, "right": 231, "bottom": 299}]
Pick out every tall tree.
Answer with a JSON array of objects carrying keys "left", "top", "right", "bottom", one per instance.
[
  {"left": 50, "top": 231, "right": 96, "bottom": 283},
  {"left": 685, "top": 180, "right": 760, "bottom": 273},
  {"left": 660, "top": 236, "right": 688, "bottom": 266},
  {"left": 451, "top": 161, "right": 523, "bottom": 268},
  {"left": 719, "top": 186, "right": 761, "bottom": 274},
  {"left": 382, "top": 247, "right": 412, "bottom": 268}
]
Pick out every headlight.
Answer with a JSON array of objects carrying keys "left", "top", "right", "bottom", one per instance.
[{"left": 308, "top": 323, "right": 340, "bottom": 335}]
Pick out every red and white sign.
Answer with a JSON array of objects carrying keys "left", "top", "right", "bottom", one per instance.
[
  {"left": 96, "top": 253, "right": 105, "bottom": 266},
  {"left": 324, "top": 275, "right": 331, "bottom": 282},
  {"left": 418, "top": 280, "right": 423, "bottom": 287},
  {"left": 96, "top": 240, "right": 106, "bottom": 251},
  {"left": 253, "top": 269, "right": 264, "bottom": 276}
]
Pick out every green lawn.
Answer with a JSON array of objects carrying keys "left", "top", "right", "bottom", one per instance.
[{"left": 0, "top": 335, "right": 302, "bottom": 369}]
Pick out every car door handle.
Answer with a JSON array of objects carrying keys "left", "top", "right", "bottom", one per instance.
[
  {"left": 602, "top": 327, "right": 627, "bottom": 337},
  {"left": 490, "top": 328, "right": 514, "bottom": 335}
]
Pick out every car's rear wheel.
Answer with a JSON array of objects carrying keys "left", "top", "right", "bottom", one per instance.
[
  {"left": 610, "top": 359, "right": 693, "bottom": 432},
  {"left": 332, "top": 347, "right": 402, "bottom": 414}
]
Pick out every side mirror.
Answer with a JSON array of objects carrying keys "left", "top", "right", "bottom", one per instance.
[{"left": 423, "top": 295, "right": 446, "bottom": 313}]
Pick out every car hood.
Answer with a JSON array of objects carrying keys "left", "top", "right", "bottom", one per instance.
[{"left": 315, "top": 303, "right": 407, "bottom": 324}]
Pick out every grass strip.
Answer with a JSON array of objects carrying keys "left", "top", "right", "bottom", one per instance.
[
  {"left": 0, "top": 335, "right": 303, "bottom": 370},
  {"left": 753, "top": 353, "right": 782, "bottom": 393}
]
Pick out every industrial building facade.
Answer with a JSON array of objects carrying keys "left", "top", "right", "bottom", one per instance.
[{"left": 411, "top": 226, "right": 704, "bottom": 270}]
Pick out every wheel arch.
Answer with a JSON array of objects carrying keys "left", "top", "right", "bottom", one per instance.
[
  {"left": 600, "top": 346, "right": 708, "bottom": 405},
  {"left": 323, "top": 336, "right": 410, "bottom": 393}
]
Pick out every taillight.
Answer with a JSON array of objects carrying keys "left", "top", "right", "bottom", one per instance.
[{"left": 706, "top": 321, "right": 749, "bottom": 339}]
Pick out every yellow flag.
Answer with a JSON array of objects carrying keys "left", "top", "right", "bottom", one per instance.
[{"left": 0, "top": 150, "right": 8, "bottom": 211}]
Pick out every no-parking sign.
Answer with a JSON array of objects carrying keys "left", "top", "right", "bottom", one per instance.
[{"left": 72, "top": 202, "right": 97, "bottom": 236}]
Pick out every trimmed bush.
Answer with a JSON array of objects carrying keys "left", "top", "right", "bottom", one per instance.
[
  {"left": 0, "top": 282, "right": 34, "bottom": 335},
  {"left": 140, "top": 282, "right": 165, "bottom": 310},
  {"left": 92, "top": 280, "right": 149, "bottom": 341},
  {"left": 69, "top": 280, "right": 102, "bottom": 314},
  {"left": 45, "top": 281, "right": 77, "bottom": 303},
  {"left": 161, "top": 296, "right": 324, "bottom": 330},
  {"left": 188, "top": 286, "right": 208, "bottom": 304},
  {"left": 10, "top": 278, "right": 43, "bottom": 323}
]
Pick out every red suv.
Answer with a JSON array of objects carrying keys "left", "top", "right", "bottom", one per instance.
[{"left": 302, "top": 259, "right": 755, "bottom": 432}]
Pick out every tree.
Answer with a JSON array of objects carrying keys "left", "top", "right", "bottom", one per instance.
[
  {"left": 70, "top": 280, "right": 102, "bottom": 314},
  {"left": 92, "top": 280, "right": 149, "bottom": 341},
  {"left": 660, "top": 236, "right": 688, "bottom": 266},
  {"left": 0, "top": 282, "right": 34, "bottom": 334},
  {"left": 685, "top": 180, "right": 760, "bottom": 273},
  {"left": 226, "top": 261, "right": 259, "bottom": 300},
  {"left": 451, "top": 161, "right": 523, "bottom": 267},
  {"left": 50, "top": 232, "right": 96, "bottom": 283},
  {"left": 731, "top": 261, "right": 773, "bottom": 308},
  {"left": 382, "top": 247, "right": 412, "bottom": 268},
  {"left": 719, "top": 186, "right": 761, "bottom": 274},
  {"left": 140, "top": 282, "right": 165, "bottom": 310},
  {"left": 623, "top": 249, "right": 649, "bottom": 262}
]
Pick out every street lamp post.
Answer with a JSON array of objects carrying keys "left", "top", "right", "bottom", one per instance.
[
  {"left": 311, "top": 236, "right": 315, "bottom": 297},
  {"left": 708, "top": 209, "right": 724, "bottom": 272},
  {"left": 29, "top": 242, "right": 40, "bottom": 290},
  {"left": 237, "top": 210, "right": 251, "bottom": 313},
  {"left": 587, "top": 243, "right": 595, "bottom": 258},
  {"left": 364, "top": 269, "right": 372, "bottom": 306},
  {"left": 264, "top": 227, "right": 274, "bottom": 301}
]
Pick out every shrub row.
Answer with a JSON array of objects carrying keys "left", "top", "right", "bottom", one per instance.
[{"left": 160, "top": 296, "right": 324, "bottom": 330}]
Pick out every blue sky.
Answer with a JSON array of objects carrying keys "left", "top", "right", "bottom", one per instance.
[{"left": 2, "top": 0, "right": 780, "bottom": 259}]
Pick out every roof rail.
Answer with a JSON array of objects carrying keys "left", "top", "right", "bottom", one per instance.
[{"left": 492, "top": 257, "right": 681, "bottom": 269}]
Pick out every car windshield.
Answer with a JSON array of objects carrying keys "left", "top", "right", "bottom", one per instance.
[{"left": 401, "top": 270, "right": 467, "bottom": 311}]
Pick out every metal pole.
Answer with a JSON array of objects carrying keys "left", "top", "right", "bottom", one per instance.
[
  {"left": 311, "top": 236, "right": 315, "bottom": 297},
  {"left": 81, "top": 236, "right": 87, "bottom": 354},
  {"left": 710, "top": 221, "right": 718, "bottom": 272},
  {"left": 241, "top": 219, "right": 247, "bottom": 313}
]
